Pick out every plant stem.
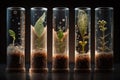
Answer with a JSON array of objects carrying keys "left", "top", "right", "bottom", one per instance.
[
  {"left": 13, "top": 40, "right": 15, "bottom": 46},
  {"left": 59, "top": 40, "right": 63, "bottom": 53},
  {"left": 102, "top": 30, "right": 106, "bottom": 52},
  {"left": 81, "top": 37, "right": 85, "bottom": 54}
]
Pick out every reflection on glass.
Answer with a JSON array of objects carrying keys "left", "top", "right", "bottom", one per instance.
[
  {"left": 6, "top": 7, "right": 25, "bottom": 72},
  {"left": 30, "top": 7, "right": 48, "bottom": 73},
  {"left": 52, "top": 73, "right": 69, "bottom": 80},
  {"left": 29, "top": 73, "right": 48, "bottom": 80},
  {"left": 74, "top": 73, "right": 91, "bottom": 80},
  {"left": 74, "top": 7, "right": 91, "bottom": 71},
  {"left": 95, "top": 7, "right": 114, "bottom": 71},
  {"left": 6, "top": 73, "right": 26, "bottom": 80},
  {"left": 52, "top": 7, "right": 69, "bottom": 72},
  {"left": 94, "top": 73, "right": 114, "bottom": 80}
]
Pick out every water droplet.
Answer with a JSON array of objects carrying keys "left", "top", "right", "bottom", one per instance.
[
  {"left": 59, "top": 21, "right": 62, "bottom": 24},
  {"left": 35, "top": 13, "right": 37, "bottom": 16},
  {"left": 13, "top": 11, "right": 17, "bottom": 14},
  {"left": 62, "top": 18, "right": 65, "bottom": 22},
  {"left": 12, "top": 19, "right": 14, "bottom": 22},
  {"left": 18, "top": 22, "right": 20, "bottom": 25},
  {"left": 33, "top": 15, "right": 35, "bottom": 18},
  {"left": 18, "top": 27, "right": 20, "bottom": 30},
  {"left": 62, "top": 27, "right": 65, "bottom": 30}
]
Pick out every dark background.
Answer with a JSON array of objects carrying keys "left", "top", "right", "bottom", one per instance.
[{"left": 0, "top": 0, "right": 120, "bottom": 65}]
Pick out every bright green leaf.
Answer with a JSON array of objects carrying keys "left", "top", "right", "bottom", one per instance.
[
  {"left": 9, "top": 29, "right": 16, "bottom": 41},
  {"left": 34, "top": 12, "right": 46, "bottom": 37},
  {"left": 77, "top": 10, "right": 88, "bottom": 37},
  {"left": 9, "top": 29, "right": 16, "bottom": 45},
  {"left": 57, "top": 28, "right": 64, "bottom": 41}
]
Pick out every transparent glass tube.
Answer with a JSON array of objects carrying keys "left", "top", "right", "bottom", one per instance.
[
  {"left": 6, "top": 7, "right": 25, "bottom": 72},
  {"left": 30, "top": 7, "right": 48, "bottom": 72},
  {"left": 74, "top": 7, "right": 91, "bottom": 71},
  {"left": 95, "top": 7, "right": 114, "bottom": 70},
  {"left": 52, "top": 7, "right": 69, "bottom": 72}
]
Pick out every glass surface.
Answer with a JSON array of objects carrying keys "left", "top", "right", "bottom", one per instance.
[
  {"left": 95, "top": 7, "right": 114, "bottom": 70},
  {"left": 6, "top": 7, "right": 25, "bottom": 72},
  {"left": 74, "top": 7, "right": 91, "bottom": 71},
  {"left": 52, "top": 7, "right": 69, "bottom": 71},
  {"left": 30, "top": 7, "right": 48, "bottom": 72}
]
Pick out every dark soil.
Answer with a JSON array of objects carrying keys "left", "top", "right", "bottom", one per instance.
[
  {"left": 7, "top": 52, "right": 25, "bottom": 68},
  {"left": 53, "top": 54, "right": 68, "bottom": 69},
  {"left": 95, "top": 53, "right": 113, "bottom": 69},
  {"left": 31, "top": 50, "right": 47, "bottom": 68},
  {"left": 75, "top": 54, "right": 90, "bottom": 69}
]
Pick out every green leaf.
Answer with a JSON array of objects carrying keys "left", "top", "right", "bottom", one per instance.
[
  {"left": 79, "top": 41, "right": 87, "bottom": 46},
  {"left": 57, "top": 28, "right": 64, "bottom": 41},
  {"left": 98, "top": 20, "right": 111, "bottom": 52},
  {"left": 34, "top": 12, "right": 46, "bottom": 37},
  {"left": 77, "top": 10, "right": 88, "bottom": 37},
  {"left": 98, "top": 20, "right": 107, "bottom": 27},
  {"left": 9, "top": 29, "right": 16, "bottom": 41}
]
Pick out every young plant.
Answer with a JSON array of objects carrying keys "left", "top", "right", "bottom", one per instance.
[
  {"left": 57, "top": 27, "right": 64, "bottom": 41},
  {"left": 98, "top": 20, "right": 110, "bottom": 52},
  {"left": 57, "top": 27, "right": 65, "bottom": 53},
  {"left": 9, "top": 29, "right": 16, "bottom": 45},
  {"left": 34, "top": 12, "right": 46, "bottom": 38},
  {"left": 33, "top": 12, "right": 46, "bottom": 48},
  {"left": 77, "top": 10, "right": 88, "bottom": 54}
]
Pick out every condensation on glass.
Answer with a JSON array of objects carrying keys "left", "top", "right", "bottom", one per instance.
[
  {"left": 29, "top": 7, "right": 48, "bottom": 72},
  {"left": 74, "top": 7, "right": 91, "bottom": 71},
  {"left": 95, "top": 7, "right": 114, "bottom": 70},
  {"left": 52, "top": 7, "right": 69, "bottom": 72},
  {"left": 6, "top": 7, "right": 25, "bottom": 72}
]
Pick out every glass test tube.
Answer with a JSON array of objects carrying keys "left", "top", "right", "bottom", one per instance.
[
  {"left": 30, "top": 7, "right": 48, "bottom": 72},
  {"left": 6, "top": 7, "right": 25, "bottom": 72},
  {"left": 52, "top": 7, "right": 69, "bottom": 72},
  {"left": 95, "top": 7, "right": 114, "bottom": 70},
  {"left": 74, "top": 7, "right": 91, "bottom": 71}
]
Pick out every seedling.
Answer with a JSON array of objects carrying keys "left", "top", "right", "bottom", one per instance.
[
  {"left": 98, "top": 20, "right": 110, "bottom": 52},
  {"left": 56, "top": 27, "right": 65, "bottom": 53},
  {"left": 9, "top": 29, "right": 16, "bottom": 45},
  {"left": 33, "top": 12, "right": 46, "bottom": 48},
  {"left": 77, "top": 10, "right": 88, "bottom": 54}
]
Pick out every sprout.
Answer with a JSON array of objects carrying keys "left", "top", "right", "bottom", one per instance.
[
  {"left": 57, "top": 27, "right": 64, "bottom": 41},
  {"left": 34, "top": 12, "right": 46, "bottom": 38},
  {"left": 98, "top": 20, "right": 110, "bottom": 52},
  {"left": 9, "top": 29, "right": 16, "bottom": 45},
  {"left": 77, "top": 10, "right": 88, "bottom": 54}
]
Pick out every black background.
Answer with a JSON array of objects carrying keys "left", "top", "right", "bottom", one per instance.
[{"left": 0, "top": 0, "right": 120, "bottom": 65}]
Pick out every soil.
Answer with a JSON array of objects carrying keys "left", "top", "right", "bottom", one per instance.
[
  {"left": 95, "top": 52, "right": 113, "bottom": 69},
  {"left": 53, "top": 54, "right": 68, "bottom": 69},
  {"left": 31, "top": 50, "right": 47, "bottom": 68},
  {"left": 75, "top": 54, "right": 90, "bottom": 69},
  {"left": 7, "top": 52, "right": 25, "bottom": 68}
]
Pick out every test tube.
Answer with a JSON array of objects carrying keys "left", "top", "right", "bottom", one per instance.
[
  {"left": 95, "top": 7, "right": 114, "bottom": 71},
  {"left": 52, "top": 7, "right": 69, "bottom": 72},
  {"left": 30, "top": 7, "right": 48, "bottom": 72},
  {"left": 74, "top": 7, "right": 91, "bottom": 71},
  {"left": 6, "top": 7, "right": 25, "bottom": 72}
]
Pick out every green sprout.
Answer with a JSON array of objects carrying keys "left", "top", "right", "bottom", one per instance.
[
  {"left": 57, "top": 27, "right": 65, "bottom": 53},
  {"left": 77, "top": 10, "right": 88, "bottom": 54},
  {"left": 9, "top": 29, "right": 16, "bottom": 45},
  {"left": 34, "top": 12, "right": 46, "bottom": 48},
  {"left": 98, "top": 20, "right": 110, "bottom": 51},
  {"left": 57, "top": 27, "right": 64, "bottom": 41},
  {"left": 34, "top": 12, "right": 46, "bottom": 38}
]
